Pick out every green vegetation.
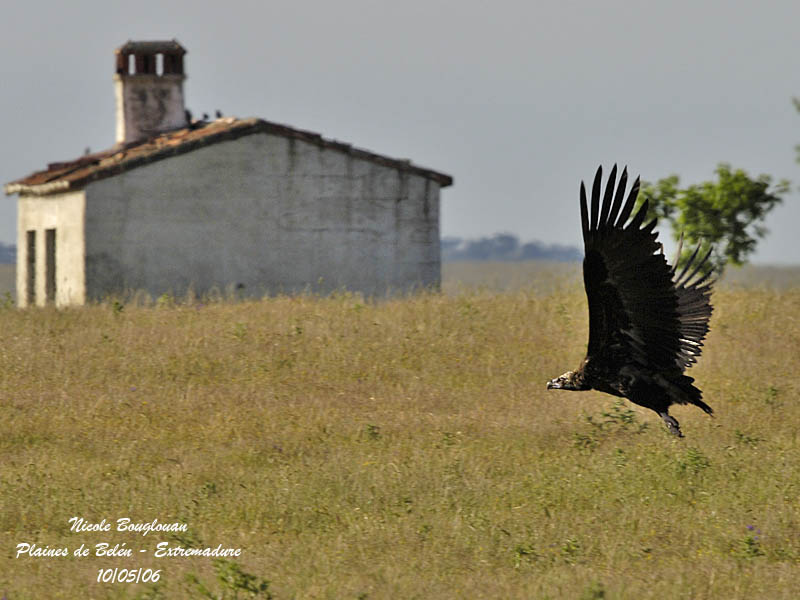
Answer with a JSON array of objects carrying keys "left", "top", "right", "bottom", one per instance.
[
  {"left": 640, "top": 164, "right": 789, "bottom": 273},
  {"left": 2, "top": 266, "right": 800, "bottom": 598}
]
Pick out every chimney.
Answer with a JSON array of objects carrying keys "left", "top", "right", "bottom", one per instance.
[{"left": 113, "top": 40, "right": 188, "bottom": 145}]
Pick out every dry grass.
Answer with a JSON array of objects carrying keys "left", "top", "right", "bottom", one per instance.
[
  {"left": 0, "top": 264, "right": 14, "bottom": 298},
  {"left": 2, "top": 267, "right": 800, "bottom": 599},
  {"left": 442, "top": 260, "right": 800, "bottom": 293}
]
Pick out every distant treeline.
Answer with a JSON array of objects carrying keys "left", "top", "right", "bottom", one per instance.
[
  {"left": 0, "top": 237, "right": 582, "bottom": 265},
  {"left": 442, "top": 233, "right": 581, "bottom": 262},
  {"left": 0, "top": 243, "right": 15, "bottom": 264}
]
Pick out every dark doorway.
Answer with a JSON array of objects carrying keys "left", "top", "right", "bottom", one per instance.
[
  {"left": 26, "top": 230, "right": 36, "bottom": 306},
  {"left": 45, "top": 228, "right": 56, "bottom": 304}
]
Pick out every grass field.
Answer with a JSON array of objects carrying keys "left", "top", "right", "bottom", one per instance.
[
  {"left": 2, "top": 264, "right": 800, "bottom": 598},
  {"left": 0, "top": 265, "right": 14, "bottom": 299}
]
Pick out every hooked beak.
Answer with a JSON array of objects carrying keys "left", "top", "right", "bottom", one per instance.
[{"left": 546, "top": 380, "right": 559, "bottom": 390}]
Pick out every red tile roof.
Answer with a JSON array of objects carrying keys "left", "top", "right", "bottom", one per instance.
[{"left": 5, "top": 117, "right": 453, "bottom": 196}]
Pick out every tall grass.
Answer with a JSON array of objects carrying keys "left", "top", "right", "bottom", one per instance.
[{"left": 1, "top": 271, "right": 800, "bottom": 598}]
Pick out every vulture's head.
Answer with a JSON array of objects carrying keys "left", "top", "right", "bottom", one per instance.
[{"left": 546, "top": 371, "right": 582, "bottom": 391}]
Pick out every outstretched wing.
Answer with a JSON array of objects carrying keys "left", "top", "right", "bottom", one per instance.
[
  {"left": 581, "top": 165, "right": 682, "bottom": 372},
  {"left": 670, "top": 237, "right": 715, "bottom": 370}
]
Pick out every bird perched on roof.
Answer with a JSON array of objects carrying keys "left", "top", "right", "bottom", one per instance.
[{"left": 546, "top": 165, "right": 715, "bottom": 437}]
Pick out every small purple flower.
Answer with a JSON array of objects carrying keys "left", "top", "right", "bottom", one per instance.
[
  {"left": 130, "top": 386, "right": 137, "bottom": 392},
  {"left": 746, "top": 525, "right": 755, "bottom": 531}
]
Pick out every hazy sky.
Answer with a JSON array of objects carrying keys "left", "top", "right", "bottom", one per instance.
[{"left": 2, "top": 0, "right": 799, "bottom": 263}]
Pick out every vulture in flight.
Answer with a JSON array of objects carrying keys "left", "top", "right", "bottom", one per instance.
[{"left": 547, "top": 165, "right": 715, "bottom": 437}]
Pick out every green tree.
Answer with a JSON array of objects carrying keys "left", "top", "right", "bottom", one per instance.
[{"left": 640, "top": 164, "right": 789, "bottom": 273}]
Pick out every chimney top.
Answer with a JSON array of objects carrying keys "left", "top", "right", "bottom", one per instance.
[
  {"left": 115, "top": 39, "right": 187, "bottom": 76},
  {"left": 116, "top": 40, "right": 186, "bottom": 54}
]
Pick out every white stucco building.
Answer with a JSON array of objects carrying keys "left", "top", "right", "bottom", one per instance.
[{"left": 4, "top": 40, "right": 452, "bottom": 307}]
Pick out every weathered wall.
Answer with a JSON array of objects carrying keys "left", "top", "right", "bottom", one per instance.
[
  {"left": 114, "top": 74, "right": 187, "bottom": 144},
  {"left": 84, "top": 133, "right": 440, "bottom": 300},
  {"left": 17, "top": 190, "right": 86, "bottom": 307}
]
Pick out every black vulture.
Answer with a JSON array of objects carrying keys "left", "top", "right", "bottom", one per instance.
[{"left": 546, "top": 165, "right": 715, "bottom": 437}]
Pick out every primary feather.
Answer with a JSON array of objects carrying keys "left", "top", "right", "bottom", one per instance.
[{"left": 547, "top": 165, "right": 715, "bottom": 437}]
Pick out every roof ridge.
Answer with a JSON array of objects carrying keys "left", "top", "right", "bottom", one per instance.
[{"left": 5, "top": 117, "right": 453, "bottom": 196}]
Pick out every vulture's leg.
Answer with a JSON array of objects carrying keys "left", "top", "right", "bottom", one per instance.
[{"left": 659, "top": 412, "right": 683, "bottom": 437}]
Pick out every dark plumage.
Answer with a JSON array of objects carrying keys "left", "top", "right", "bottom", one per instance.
[{"left": 546, "top": 165, "right": 715, "bottom": 437}]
